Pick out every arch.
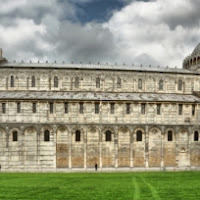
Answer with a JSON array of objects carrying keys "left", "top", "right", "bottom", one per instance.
[
  {"left": 54, "top": 76, "right": 59, "bottom": 87},
  {"left": 194, "top": 131, "right": 199, "bottom": 141}
]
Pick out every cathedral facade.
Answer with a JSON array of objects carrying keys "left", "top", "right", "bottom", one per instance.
[{"left": 0, "top": 44, "right": 200, "bottom": 171}]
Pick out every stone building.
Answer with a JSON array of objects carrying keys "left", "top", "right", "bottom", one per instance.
[{"left": 0, "top": 43, "right": 200, "bottom": 171}]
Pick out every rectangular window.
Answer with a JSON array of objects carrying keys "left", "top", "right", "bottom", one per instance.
[
  {"left": 11, "top": 76, "right": 14, "bottom": 87},
  {"left": 95, "top": 102, "right": 99, "bottom": 114},
  {"left": 65, "top": 102, "right": 68, "bottom": 113},
  {"left": 192, "top": 105, "right": 195, "bottom": 116},
  {"left": 2, "top": 103, "right": 6, "bottom": 114},
  {"left": 178, "top": 104, "right": 183, "bottom": 115},
  {"left": 110, "top": 103, "right": 115, "bottom": 114},
  {"left": 126, "top": 103, "right": 130, "bottom": 114},
  {"left": 32, "top": 103, "right": 36, "bottom": 113},
  {"left": 50, "top": 103, "right": 54, "bottom": 114},
  {"left": 13, "top": 131, "right": 18, "bottom": 141},
  {"left": 141, "top": 103, "right": 145, "bottom": 115},
  {"left": 17, "top": 103, "right": 21, "bottom": 113},
  {"left": 75, "top": 130, "right": 81, "bottom": 142},
  {"left": 157, "top": 104, "right": 161, "bottom": 115},
  {"left": 79, "top": 103, "right": 83, "bottom": 114}
]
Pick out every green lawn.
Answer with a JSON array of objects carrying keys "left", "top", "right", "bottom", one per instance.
[{"left": 0, "top": 171, "right": 200, "bottom": 200}]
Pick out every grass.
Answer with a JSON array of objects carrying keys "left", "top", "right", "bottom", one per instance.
[{"left": 0, "top": 171, "right": 200, "bottom": 200}]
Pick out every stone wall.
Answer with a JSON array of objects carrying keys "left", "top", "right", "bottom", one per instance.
[{"left": 0, "top": 68, "right": 200, "bottom": 93}]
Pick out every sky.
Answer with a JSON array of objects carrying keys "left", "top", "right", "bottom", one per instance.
[{"left": 0, "top": 0, "right": 200, "bottom": 68}]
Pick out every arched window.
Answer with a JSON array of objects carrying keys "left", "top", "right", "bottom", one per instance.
[
  {"left": 13, "top": 131, "right": 18, "bottom": 141},
  {"left": 194, "top": 131, "right": 199, "bottom": 141},
  {"left": 31, "top": 76, "right": 35, "bottom": 87},
  {"left": 105, "top": 130, "right": 112, "bottom": 142},
  {"left": 158, "top": 79, "right": 164, "bottom": 90},
  {"left": 117, "top": 77, "right": 121, "bottom": 88},
  {"left": 96, "top": 77, "right": 100, "bottom": 88},
  {"left": 75, "top": 130, "right": 81, "bottom": 142},
  {"left": 54, "top": 76, "right": 58, "bottom": 87},
  {"left": 75, "top": 77, "right": 79, "bottom": 88},
  {"left": 168, "top": 131, "right": 173, "bottom": 141},
  {"left": 44, "top": 130, "right": 50, "bottom": 141},
  {"left": 11, "top": 76, "right": 14, "bottom": 87},
  {"left": 136, "top": 130, "right": 142, "bottom": 141},
  {"left": 138, "top": 78, "right": 142, "bottom": 90},
  {"left": 178, "top": 80, "right": 183, "bottom": 90}
]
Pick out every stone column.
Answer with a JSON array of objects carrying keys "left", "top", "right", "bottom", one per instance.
[
  {"left": 27, "top": 77, "right": 29, "bottom": 90},
  {"left": 49, "top": 77, "right": 51, "bottom": 90},
  {"left": 99, "top": 129, "right": 102, "bottom": 168},
  {"left": 114, "top": 130, "right": 118, "bottom": 168},
  {"left": 37, "top": 127, "right": 40, "bottom": 168},
  {"left": 84, "top": 129, "right": 87, "bottom": 169},
  {"left": 188, "top": 127, "right": 191, "bottom": 168},
  {"left": 161, "top": 126, "right": 164, "bottom": 168},
  {"left": 130, "top": 127, "right": 134, "bottom": 168},
  {"left": 175, "top": 126, "right": 178, "bottom": 167},
  {"left": 145, "top": 126, "right": 149, "bottom": 168},
  {"left": 68, "top": 129, "right": 72, "bottom": 169},
  {"left": 53, "top": 125, "right": 57, "bottom": 169}
]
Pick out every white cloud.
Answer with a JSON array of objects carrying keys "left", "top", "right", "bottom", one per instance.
[
  {"left": 0, "top": 0, "right": 200, "bottom": 68},
  {"left": 104, "top": 0, "right": 200, "bottom": 67}
]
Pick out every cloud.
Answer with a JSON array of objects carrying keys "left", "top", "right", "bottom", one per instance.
[
  {"left": 0, "top": 0, "right": 200, "bottom": 68},
  {"left": 105, "top": 0, "right": 200, "bottom": 67}
]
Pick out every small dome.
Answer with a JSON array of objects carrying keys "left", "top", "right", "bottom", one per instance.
[{"left": 192, "top": 42, "right": 200, "bottom": 56}]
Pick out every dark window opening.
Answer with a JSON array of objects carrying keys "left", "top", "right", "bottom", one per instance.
[
  {"left": 2, "top": 103, "right": 6, "bottom": 114},
  {"left": 117, "top": 77, "right": 121, "bottom": 88},
  {"left": 105, "top": 130, "right": 112, "bottom": 142},
  {"left": 95, "top": 102, "right": 99, "bottom": 114},
  {"left": 44, "top": 130, "right": 50, "bottom": 141},
  {"left": 79, "top": 103, "right": 84, "bottom": 114},
  {"left": 75, "top": 130, "right": 81, "bottom": 142},
  {"left": 17, "top": 103, "right": 21, "bottom": 113},
  {"left": 136, "top": 130, "right": 142, "bottom": 141},
  {"left": 168, "top": 131, "right": 173, "bottom": 141},
  {"left": 126, "top": 103, "right": 130, "bottom": 114},
  {"left": 11, "top": 76, "right": 14, "bottom": 87},
  {"left": 50, "top": 103, "right": 53, "bottom": 114},
  {"left": 110, "top": 103, "right": 115, "bottom": 114},
  {"left": 138, "top": 78, "right": 142, "bottom": 90},
  {"left": 54, "top": 76, "right": 58, "bottom": 87},
  {"left": 178, "top": 80, "right": 183, "bottom": 90},
  {"left": 75, "top": 77, "right": 79, "bottom": 88},
  {"left": 194, "top": 131, "right": 199, "bottom": 141},
  {"left": 96, "top": 77, "right": 100, "bottom": 88},
  {"left": 192, "top": 105, "right": 195, "bottom": 116},
  {"left": 31, "top": 76, "right": 36, "bottom": 87},
  {"left": 178, "top": 104, "right": 183, "bottom": 115},
  {"left": 141, "top": 103, "right": 145, "bottom": 115},
  {"left": 13, "top": 131, "right": 18, "bottom": 141},
  {"left": 32, "top": 103, "right": 36, "bottom": 113},
  {"left": 65, "top": 103, "right": 68, "bottom": 113},
  {"left": 157, "top": 104, "right": 161, "bottom": 115},
  {"left": 159, "top": 80, "right": 164, "bottom": 90}
]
